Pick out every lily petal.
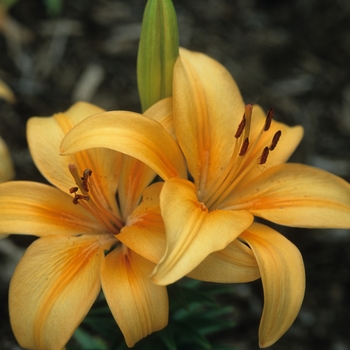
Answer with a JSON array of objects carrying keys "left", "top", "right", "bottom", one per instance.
[
  {"left": 28, "top": 102, "right": 123, "bottom": 217},
  {"left": 118, "top": 183, "right": 166, "bottom": 264},
  {"left": 240, "top": 223, "right": 305, "bottom": 348},
  {"left": 152, "top": 178, "right": 254, "bottom": 285},
  {"left": 144, "top": 97, "right": 176, "bottom": 139},
  {"left": 101, "top": 246, "right": 168, "bottom": 347},
  {"left": 116, "top": 97, "right": 176, "bottom": 218},
  {"left": 222, "top": 163, "right": 350, "bottom": 228},
  {"left": 27, "top": 101, "right": 104, "bottom": 191},
  {"left": 0, "top": 181, "right": 103, "bottom": 236},
  {"left": 187, "top": 238, "right": 260, "bottom": 283},
  {"left": 118, "top": 156, "right": 156, "bottom": 219},
  {"left": 60, "top": 110, "right": 187, "bottom": 180},
  {"left": 173, "top": 48, "right": 245, "bottom": 197},
  {"left": 9, "top": 233, "right": 111, "bottom": 350}
]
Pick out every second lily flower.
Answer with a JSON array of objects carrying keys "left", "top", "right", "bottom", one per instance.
[{"left": 61, "top": 48, "right": 350, "bottom": 347}]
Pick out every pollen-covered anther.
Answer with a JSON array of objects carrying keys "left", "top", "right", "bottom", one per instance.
[
  {"left": 72, "top": 194, "right": 90, "bottom": 205},
  {"left": 69, "top": 186, "right": 79, "bottom": 194},
  {"left": 81, "top": 169, "right": 92, "bottom": 192},
  {"left": 259, "top": 146, "right": 270, "bottom": 165},
  {"left": 239, "top": 137, "right": 249, "bottom": 156},
  {"left": 234, "top": 114, "right": 246, "bottom": 138},
  {"left": 264, "top": 108, "right": 274, "bottom": 132},
  {"left": 269, "top": 130, "right": 282, "bottom": 151}
]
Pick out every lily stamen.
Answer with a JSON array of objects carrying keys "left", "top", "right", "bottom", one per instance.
[
  {"left": 264, "top": 108, "right": 274, "bottom": 131},
  {"left": 68, "top": 164, "right": 88, "bottom": 196},
  {"left": 269, "top": 130, "right": 282, "bottom": 151},
  {"left": 68, "top": 164, "right": 123, "bottom": 233},
  {"left": 69, "top": 186, "right": 78, "bottom": 194},
  {"left": 259, "top": 146, "right": 270, "bottom": 165},
  {"left": 72, "top": 194, "right": 90, "bottom": 205},
  {"left": 81, "top": 168, "right": 92, "bottom": 192},
  {"left": 239, "top": 137, "right": 249, "bottom": 156},
  {"left": 234, "top": 113, "right": 246, "bottom": 139},
  {"left": 205, "top": 106, "right": 283, "bottom": 208}
]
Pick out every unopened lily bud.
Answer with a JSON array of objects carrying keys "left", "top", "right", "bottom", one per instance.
[{"left": 137, "top": 0, "right": 179, "bottom": 112}]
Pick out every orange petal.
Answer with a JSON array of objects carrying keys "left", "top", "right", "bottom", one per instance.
[
  {"left": 118, "top": 156, "right": 156, "bottom": 219},
  {"left": 27, "top": 101, "right": 104, "bottom": 190},
  {"left": 152, "top": 178, "right": 254, "bottom": 285},
  {"left": 0, "top": 181, "right": 104, "bottom": 236},
  {"left": 187, "top": 238, "right": 260, "bottom": 283},
  {"left": 173, "top": 48, "right": 245, "bottom": 197},
  {"left": 9, "top": 233, "right": 113, "bottom": 350},
  {"left": 60, "top": 110, "right": 187, "bottom": 181},
  {"left": 118, "top": 182, "right": 166, "bottom": 264},
  {"left": 101, "top": 246, "right": 168, "bottom": 347},
  {"left": 28, "top": 102, "right": 123, "bottom": 217},
  {"left": 240, "top": 223, "right": 305, "bottom": 348},
  {"left": 118, "top": 98, "right": 176, "bottom": 218},
  {"left": 144, "top": 97, "right": 176, "bottom": 139},
  {"left": 222, "top": 163, "right": 350, "bottom": 228}
]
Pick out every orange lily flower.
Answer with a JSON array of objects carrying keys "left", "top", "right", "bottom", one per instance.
[
  {"left": 0, "top": 101, "right": 179, "bottom": 350},
  {"left": 60, "top": 49, "right": 350, "bottom": 347}
]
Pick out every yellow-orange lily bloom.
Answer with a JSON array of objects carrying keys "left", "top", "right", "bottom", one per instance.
[
  {"left": 60, "top": 49, "right": 350, "bottom": 347},
  {"left": 1, "top": 100, "right": 261, "bottom": 349},
  {"left": 0, "top": 101, "right": 176, "bottom": 350}
]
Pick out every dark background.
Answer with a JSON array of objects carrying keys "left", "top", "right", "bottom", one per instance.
[{"left": 1, "top": 0, "right": 350, "bottom": 349}]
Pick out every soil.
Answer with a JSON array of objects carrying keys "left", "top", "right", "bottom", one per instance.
[{"left": 1, "top": 0, "right": 350, "bottom": 349}]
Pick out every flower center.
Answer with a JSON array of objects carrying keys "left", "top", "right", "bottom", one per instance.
[
  {"left": 205, "top": 104, "right": 282, "bottom": 208},
  {"left": 68, "top": 164, "right": 123, "bottom": 235}
]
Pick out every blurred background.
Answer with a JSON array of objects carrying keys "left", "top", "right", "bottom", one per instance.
[{"left": 1, "top": 0, "right": 350, "bottom": 349}]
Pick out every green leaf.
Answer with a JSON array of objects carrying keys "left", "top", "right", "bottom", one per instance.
[
  {"left": 137, "top": 0, "right": 179, "bottom": 111},
  {"left": 71, "top": 327, "right": 108, "bottom": 350}
]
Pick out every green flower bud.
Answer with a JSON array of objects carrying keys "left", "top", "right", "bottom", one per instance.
[{"left": 137, "top": 0, "right": 179, "bottom": 112}]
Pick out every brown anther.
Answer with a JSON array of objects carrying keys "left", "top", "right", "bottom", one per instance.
[
  {"left": 234, "top": 115, "right": 246, "bottom": 138},
  {"left": 264, "top": 108, "right": 274, "bottom": 132},
  {"left": 239, "top": 137, "right": 249, "bottom": 156},
  {"left": 81, "top": 168, "right": 92, "bottom": 192},
  {"left": 269, "top": 130, "right": 282, "bottom": 151},
  {"left": 72, "top": 194, "right": 90, "bottom": 205},
  {"left": 259, "top": 147, "right": 270, "bottom": 165},
  {"left": 69, "top": 187, "right": 79, "bottom": 194}
]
